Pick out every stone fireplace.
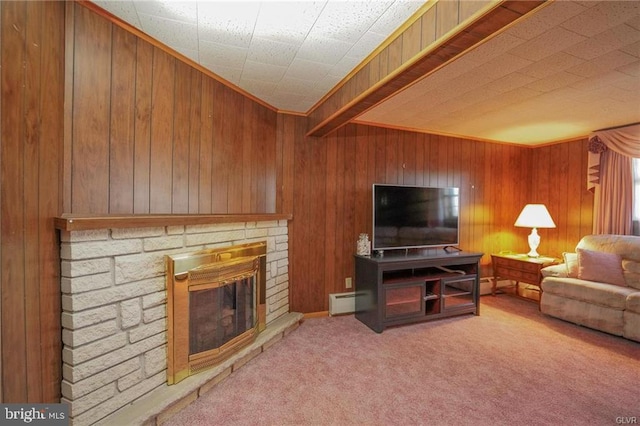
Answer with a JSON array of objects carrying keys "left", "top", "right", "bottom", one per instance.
[
  {"left": 165, "top": 242, "right": 267, "bottom": 384},
  {"left": 56, "top": 216, "right": 300, "bottom": 426}
]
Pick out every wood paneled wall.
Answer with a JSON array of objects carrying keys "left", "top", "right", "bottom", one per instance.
[
  {"left": 285, "top": 117, "right": 593, "bottom": 313},
  {"left": 66, "top": 3, "right": 278, "bottom": 215},
  {"left": 528, "top": 138, "right": 594, "bottom": 257},
  {"left": 0, "top": 1, "right": 65, "bottom": 402}
]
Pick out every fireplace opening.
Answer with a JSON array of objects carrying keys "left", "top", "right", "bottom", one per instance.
[{"left": 166, "top": 242, "right": 266, "bottom": 384}]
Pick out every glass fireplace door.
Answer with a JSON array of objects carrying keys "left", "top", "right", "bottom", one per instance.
[{"left": 189, "top": 276, "right": 256, "bottom": 355}]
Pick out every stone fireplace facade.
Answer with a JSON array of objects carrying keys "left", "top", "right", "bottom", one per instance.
[{"left": 59, "top": 220, "right": 290, "bottom": 425}]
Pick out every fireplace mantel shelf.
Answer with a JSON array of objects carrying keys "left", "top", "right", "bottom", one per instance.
[{"left": 55, "top": 213, "right": 293, "bottom": 231}]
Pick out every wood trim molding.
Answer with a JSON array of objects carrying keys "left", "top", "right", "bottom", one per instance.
[{"left": 55, "top": 213, "right": 293, "bottom": 231}]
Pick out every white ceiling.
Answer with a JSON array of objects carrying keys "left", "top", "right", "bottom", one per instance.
[
  {"left": 93, "top": 0, "right": 640, "bottom": 146},
  {"left": 92, "top": 0, "right": 426, "bottom": 113}
]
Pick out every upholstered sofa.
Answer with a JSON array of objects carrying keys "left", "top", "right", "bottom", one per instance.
[{"left": 540, "top": 234, "right": 640, "bottom": 342}]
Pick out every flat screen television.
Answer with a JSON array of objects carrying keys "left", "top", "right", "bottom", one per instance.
[{"left": 372, "top": 184, "right": 459, "bottom": 252}]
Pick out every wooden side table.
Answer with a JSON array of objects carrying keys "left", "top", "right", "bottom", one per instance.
[{"left": 491, "top": 253, "right": 558, "bottom": 302}]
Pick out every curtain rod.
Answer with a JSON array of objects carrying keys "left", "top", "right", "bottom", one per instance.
[{"left": 593, "top": 122, "right": 640, "bottom": 132}]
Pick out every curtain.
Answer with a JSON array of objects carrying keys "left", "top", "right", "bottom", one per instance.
[{"left": 588, "top": 123, "right": 640, "bottom": 235}]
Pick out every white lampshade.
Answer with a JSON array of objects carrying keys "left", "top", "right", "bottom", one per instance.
[
  {"left": 514, "top": 204, "right": 556, "bottom": 229},
  {"left": 514, "top": 204, "right": 555, "bottom": 257}
]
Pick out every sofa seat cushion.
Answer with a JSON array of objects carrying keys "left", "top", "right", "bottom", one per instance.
[
  {"left": 626, "top": 292, "right": 640, "bottom": 314},
  {"left": 541, "top": 277, "right": 636, "bottom": 309}
]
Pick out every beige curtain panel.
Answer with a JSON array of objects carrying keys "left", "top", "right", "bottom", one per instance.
[{"left": 588, "top": 123, "right": 640, "bottom": 235}]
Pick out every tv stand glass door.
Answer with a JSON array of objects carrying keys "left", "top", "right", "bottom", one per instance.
[{"left": 355, "top": 251, "right": 483, "bottom": 333}]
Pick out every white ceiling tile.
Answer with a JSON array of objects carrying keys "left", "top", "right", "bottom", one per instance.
[
  {"left": 137, "top": 13, "right": 198, "bottom": 51},
  {"left": 620, "top": 39, "right": 640, "bottom": 58},
  {"left": 525, "top": 71, "right": 586, "bottom": 93},
  {"left": 197, "top": 2, "right": 260, "bottom": 48},
  {"left": 567, "top": 50, "right": 637, "bottom": 78},
  {"left": 253, "top": 1, "right": 325, "bottom": 44},
  {"left": 92, "top": 1, "right": 141, "bottom": 28},
  {"left": 508, "top": 0, "right": 588, "bottom": 40},
  {"left": 133, "top": 1, "right": 197, "bottom": 24},
  {"left": 462, "top": 32, "right": 527, "bottom": 64},
  {"left": 519, "top": 52, "right": 585, "bottom": 79},
  {"left": 471, "top": 53, "right": 533, "bottom": 80},
  {"left": 239, "top": 78, "right": 278, "bottom": 98},
  {"left": 480, "top": 72, "right": 538, "bottom": 94},
  {"left": 285, "top": 59, "right": 332, "bottom": 81},
  {"left": 368, "top": 1, "right": 424, "bottom": 36},
  {"left": 327, "top": 55, "right": 362, "bottom": 78},
  {"left": 246, "top": 37, "right": 299, "bottom": 68},
  {"left": 609, "top": 71, "right": 640, "bottom": 91},
  {"left": 561, "top": 1, "right": 639, "bottom": 37},
  {"left": 564, "top": 23, "right": 640, "bottom": 60},
  {"left": 205, "top": 64, "right": 242, "bottom": 86},
  {"left": 296, "top": 34, "right": 353, "bottom": 66},
  {"left": 241, "top": 60, "right": 287, "bottom": 83},
  {"left": 569, "top": 69, "right": 633, "bottom": 91},
  {"left": 616, "top": 60, "right": 640, "bottom": 77},
  {"left": 199, "top": 40, "right": 248, "bottom": 70},
  {"left": 309, "top": 1, "right": 391, "bottom": 43},
  {"left": 509, "top": 27, "right": 587, "bottom": 62},
  {"left": 345, "top": 31, "right": 387, "bottom": 60}
]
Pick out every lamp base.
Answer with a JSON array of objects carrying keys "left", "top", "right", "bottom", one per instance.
[{"left": 527, "top": 228, "right": 541, "bottom": 257}]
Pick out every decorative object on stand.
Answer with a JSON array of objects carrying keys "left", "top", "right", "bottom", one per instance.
[
  {"left": 357, "top": 233, "right": 371, "bottom": 256},
  {"left": 514, "top": 204, "right": 556, "bottom": 257}
]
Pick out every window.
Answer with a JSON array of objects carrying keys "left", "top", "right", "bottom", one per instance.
[{"left": 634, "top": 158, "right": 640, "bottom": 235}]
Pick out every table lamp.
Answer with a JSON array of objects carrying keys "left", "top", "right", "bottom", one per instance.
[{"left": 514, "top": 204, "right": 556, "bottom": 257}]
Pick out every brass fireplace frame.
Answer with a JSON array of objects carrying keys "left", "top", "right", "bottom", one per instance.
[{"left": 165, "top": 242, "right": 267, "bottom": 384}]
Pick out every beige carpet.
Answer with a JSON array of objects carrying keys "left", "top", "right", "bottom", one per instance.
[{"left": 164, "top": 295, "right": 640, "bottom": 425}]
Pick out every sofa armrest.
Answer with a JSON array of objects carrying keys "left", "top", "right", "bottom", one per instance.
[{"left": 541, "top": 264, "right": 567, "bottom": 278}]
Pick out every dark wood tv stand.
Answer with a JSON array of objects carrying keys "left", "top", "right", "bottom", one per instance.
[{"left": 354, "top": 251, "right": 483, "bottom": 333}]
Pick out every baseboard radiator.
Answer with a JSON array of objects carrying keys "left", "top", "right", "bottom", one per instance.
[{"left": 329, "top": 292, "right": 356, "bottom": 316}]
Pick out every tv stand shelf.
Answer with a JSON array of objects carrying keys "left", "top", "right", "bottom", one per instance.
[{"left": 354, "top": 251, "right": 483, "bottom": 333}]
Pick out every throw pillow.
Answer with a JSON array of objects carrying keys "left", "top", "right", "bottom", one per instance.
[
  {"left": 563, "top": 252, "right": 578, "bottom": 278},
  {"left": 577, "top": 248, "right": 626, "bottom": 286}
]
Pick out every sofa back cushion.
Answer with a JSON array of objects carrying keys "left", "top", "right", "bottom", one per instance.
[
  {"left": 576, "top": 235, "right": 640, "bottom": 290},
  {"left": 577, "top": 248, "right": 626, "bottom": 286}
]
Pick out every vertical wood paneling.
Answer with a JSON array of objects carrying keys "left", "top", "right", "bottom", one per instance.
[
  {"left": 67, "top": 3, "right": 281, "bottom": 217},
  {"left": 72, "top": 5, "right": 111, "bottom": 213},
  {"left": 38, "top": 0, "right": 64, "bottom": 402},
  {"left": 242, "top": 98, "right": 254, "bottom": 212},
  {"left": 287, "top": 122, "right": 593, "bottom": 313},
  {"left": 1, "top": 0, "right": 64, "bottom": 403},
  {"left": 109, "top": 26, "right": 136, "bottom": 213},
  {"left": 262, "top": 107, "right": 277, "bottom": 213},
  {"left": 188, "top": 69, "right": 202, "bottom": 214},
  {"left": 1, "top": 1, "right": 28, "bottom": 402},
  {"left": 226, "top": 89, "right": 243, "bottom": 213},
  {"left": 171, "top": 61, "right": 191, "bottom": 214},
  {"left": 24, "top": 0, "right": 43, "bottom": 401},
  {"left": 149, "top": 48, "right": 174, "bottom": 213},
  {"left": 133, "top": 40, "right": 152, "bottom": 214},
  {"left": 198, "top": 76, "right": 214, "bottom": 212},
  {"left": 210, "top": 83, "right": 228, "bottom": 213}
]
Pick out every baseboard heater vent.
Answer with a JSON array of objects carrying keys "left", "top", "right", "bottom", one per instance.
[{"left": 329, "top": 292, "right": 356, "bottom": 316}]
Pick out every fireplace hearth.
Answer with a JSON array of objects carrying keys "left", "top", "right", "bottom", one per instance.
[{"left": 166, "top": 242, "right": 266, "bottom": 384}]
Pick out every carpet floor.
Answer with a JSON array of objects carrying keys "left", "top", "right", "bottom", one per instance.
[{"left": 164, "top": 295, "right": 640, "bottom": 426}]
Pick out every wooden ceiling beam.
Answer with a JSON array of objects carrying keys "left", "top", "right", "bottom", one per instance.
[{"left": 306, "top": 0, "right": 546, "bottom": 138}]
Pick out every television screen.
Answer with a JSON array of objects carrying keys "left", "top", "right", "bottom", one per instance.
[{"left": 372, "top": 184, "right": 459, "bottom": 251}]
